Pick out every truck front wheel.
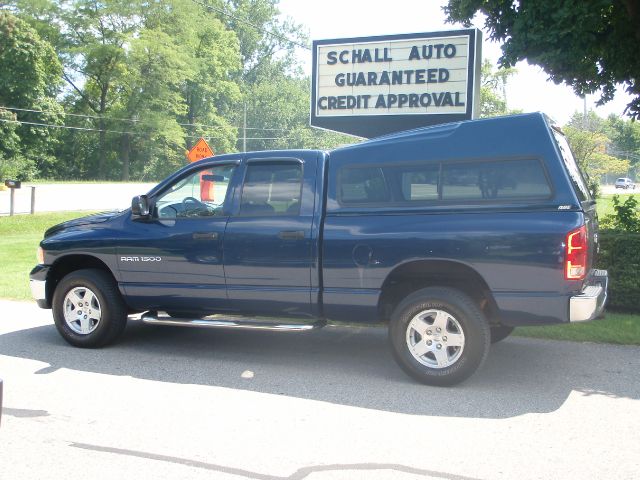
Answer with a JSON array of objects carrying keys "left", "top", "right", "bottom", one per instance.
[
  {"left": 52, "top": 269, "right": 128, "bottom": 348},
  {"left": 388, "top": 287, "right": 490, "bottom": 386}
]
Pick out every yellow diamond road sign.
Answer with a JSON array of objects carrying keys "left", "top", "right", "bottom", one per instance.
[{"left": 187, "top": 137, "right": 214, "bottom": 163}]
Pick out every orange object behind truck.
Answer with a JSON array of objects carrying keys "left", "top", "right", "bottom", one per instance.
[{"left": 187, "top": 137, "right": 215, "bottom": 202}]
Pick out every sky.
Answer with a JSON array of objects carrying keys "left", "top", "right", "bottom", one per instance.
[{"left": 278, "top": 0, "right": 633, "bottom": 126}]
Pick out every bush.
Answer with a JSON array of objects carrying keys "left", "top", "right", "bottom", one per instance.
[
  {"left": 597, "top": 231, "right": 640, "bottom": 311},
  {"left": 599, "top": 195, "right": 640, "bottom": 232},
  {"left": 0, "top": 152, "right": 38, "bottom": 181}
]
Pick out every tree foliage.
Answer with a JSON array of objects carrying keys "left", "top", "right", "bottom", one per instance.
[
  {"left": 479, "top": 59, "right": 520, "bottom": 117},
  {"left": 600, "top": 195, "right": 640, "bottom": 232},
  {"left": 564, "top": 111, "right": 630, "bottom": 193},
  {"left": 0, "top": 11, "right": 63, "bottom": 180},
  {"left": 445, "top": 0, "right": 640, "bottom": 119},
  {"left": 606, "top": 114, "right": 640, "bottom": 171},
  {"left": 3, "top": 0, "right": 351, "bottom": 181}
]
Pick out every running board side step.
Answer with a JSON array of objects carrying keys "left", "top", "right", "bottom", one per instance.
[{"left": 141, "top": 313, "right": 325, "bottom": 332}]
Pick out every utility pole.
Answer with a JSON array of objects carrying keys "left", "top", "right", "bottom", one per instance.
[
  {"left": 501, "top": 78, "right": 507, "bottom": 111},
  {"left": 583, "top": 95, "right": 588, "bottom": 128},
  {"left": 243, "top": 103, "right": 247, "bottom": 153}
]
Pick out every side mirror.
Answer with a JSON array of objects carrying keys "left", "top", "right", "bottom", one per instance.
[{"left": 131, "top": 195, "right": 150, "bottom": 218}]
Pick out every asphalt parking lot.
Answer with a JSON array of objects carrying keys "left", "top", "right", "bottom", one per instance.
[{"left": 1, "top": 299, "right": 639, "bottom": 479}]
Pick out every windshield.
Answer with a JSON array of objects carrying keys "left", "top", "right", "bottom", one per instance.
[{"left": 551, "top": 128, "right": 592, "bottom": 202}]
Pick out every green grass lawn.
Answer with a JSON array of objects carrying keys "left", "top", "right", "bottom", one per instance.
[
  {"left": 596, "top": 192, "right": 639, "bottom": 217},
  {"left": 515, "top": 312, "right": 640, "bottom": 345},
  {"left": 0, "top": 211, "right": 94, "bottom": 300}
]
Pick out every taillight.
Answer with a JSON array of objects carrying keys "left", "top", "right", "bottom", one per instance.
[{"left": 565, "top": 225, "right": 587, "bottom": 280}]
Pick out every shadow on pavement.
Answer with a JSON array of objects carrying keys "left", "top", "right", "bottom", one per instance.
[{"left": 2, "top": 320, "right": 639, "bottom": 419}]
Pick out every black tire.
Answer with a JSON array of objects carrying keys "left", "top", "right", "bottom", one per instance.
[
  {"left": 388, "top": 287, "right": 490, "bottom": 386},
  {"left": 52, "top": 269, "right": 128, "bottom": 348},
  {"left": 490, "top": 325, "right": 515, "bottom": 344}
]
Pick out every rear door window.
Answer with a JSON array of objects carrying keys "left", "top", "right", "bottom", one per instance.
[{"left": 240, "top": 162, "right": 303, "bottom": 216}]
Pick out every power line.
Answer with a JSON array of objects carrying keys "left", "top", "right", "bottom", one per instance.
[
  {"left": 0, "top": 117, "right": 208, "bottom": 139},
  {"left": 0, "top": 117, "right": 132, "bottom": 135},
  {"left": 0, "top": 117, "right": 289, "bottom": 141},
  {"left": 607, "top": 147, "right": 640, "bottom": 162},
  {"left": 189, "top": 0, "right": 310, "bottom": 51},
  {"left": 0, "top": 105, "right": 288, "bottom": 131}
]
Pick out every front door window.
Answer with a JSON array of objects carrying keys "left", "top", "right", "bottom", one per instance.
[{"left": 155, "top": 165, "right": 236, "bottom": 219}]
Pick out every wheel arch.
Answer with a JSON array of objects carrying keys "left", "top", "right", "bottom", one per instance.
[
  {"left": 46, "top": 255, "right": 117, "bottom": 306},
  {"left": 377, "top": 259, "right": 498, "bottom": 324}
]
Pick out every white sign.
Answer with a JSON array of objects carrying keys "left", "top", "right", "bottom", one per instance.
[{"left": 311, "top": 30, "right": 481, "bottom": 137}]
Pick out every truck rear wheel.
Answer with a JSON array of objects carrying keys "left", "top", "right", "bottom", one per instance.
[
  {"left": 52, "top": 269, "right": 127, "bottom": 348},
  {"left": 388, "top": 287, "right": 490, "bottom": 386}
]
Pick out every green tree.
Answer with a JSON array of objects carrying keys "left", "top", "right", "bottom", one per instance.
[
  {"left": 606, "top": 114, "right": 640, "bottom": 177},
  {"left": 219, "top": 0, "right": 320, "bottom": 151},
  {"left": 12, "top": 0, "right": 245, "bottom": 179},
  {"left": 0, "top": 11, "right": 62, "bottom": 180},
  {"left": 242, "top": 75, "right": 353, "bottom": 152},
  {"left": 111, "top": 29, "right": 193, "bottom": 180},
  {"left": 479, "top": 59, "right": 520, "bottom": 117},
  {"left": 100, "top": 0, "right": 243, "bottom": 180},
  {"left": 564, "top": 111, "right": 630, "bottom": 189},
  {"left": 0, "top": 109, "right": 25, "bottom": 180},
  {"left": 6, "top": 0, "right": 352, "bottom": 181},
  {"left": 59, "top": 0, "right": 139, "bottom": 179},
  {"left": 225, "top": 0, "right": 308, "bottom": 84},
  {"left": 445, "top": 0, "right": 640, "bottom": 119},
  {"left": 143, "top": 0, "right": 242, "bottom": 155}
]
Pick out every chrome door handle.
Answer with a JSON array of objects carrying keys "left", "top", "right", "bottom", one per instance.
[
  {"left": 278, "top": 230, "right": 305, "bottom": 240},
  {"left": 192, "top": 232, "right": 219, "bottom": 240}
]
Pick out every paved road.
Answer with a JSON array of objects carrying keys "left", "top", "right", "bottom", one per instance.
[
  {"left": 1, "top": 300, "right": 639, "bottom": 479},
  {"left": 601, "top": 184, "right": 637, "bottom": 195},
  {"left": 0, "top": 183, "right": 155, "bottom": 215}
]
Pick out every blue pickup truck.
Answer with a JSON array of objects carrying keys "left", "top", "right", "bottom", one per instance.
[{"left": 30, "top": 112, "right": 608, "bottom": 385}]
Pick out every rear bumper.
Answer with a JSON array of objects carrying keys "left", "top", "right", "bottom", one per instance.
[{"left": 569, "top": 269, "right": 608, "bottom": 322}]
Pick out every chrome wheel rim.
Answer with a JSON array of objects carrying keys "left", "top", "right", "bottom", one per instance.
[
  {"left": 63, "top": 287, "right": 102, "bottom": 335},
  {"left": 405, "top": 309, "right": 465, "bottom": 369}
]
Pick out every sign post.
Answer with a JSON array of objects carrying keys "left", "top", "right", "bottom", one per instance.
[{"left": 311, "top": 29, "right": 482, "bottom": 138}]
